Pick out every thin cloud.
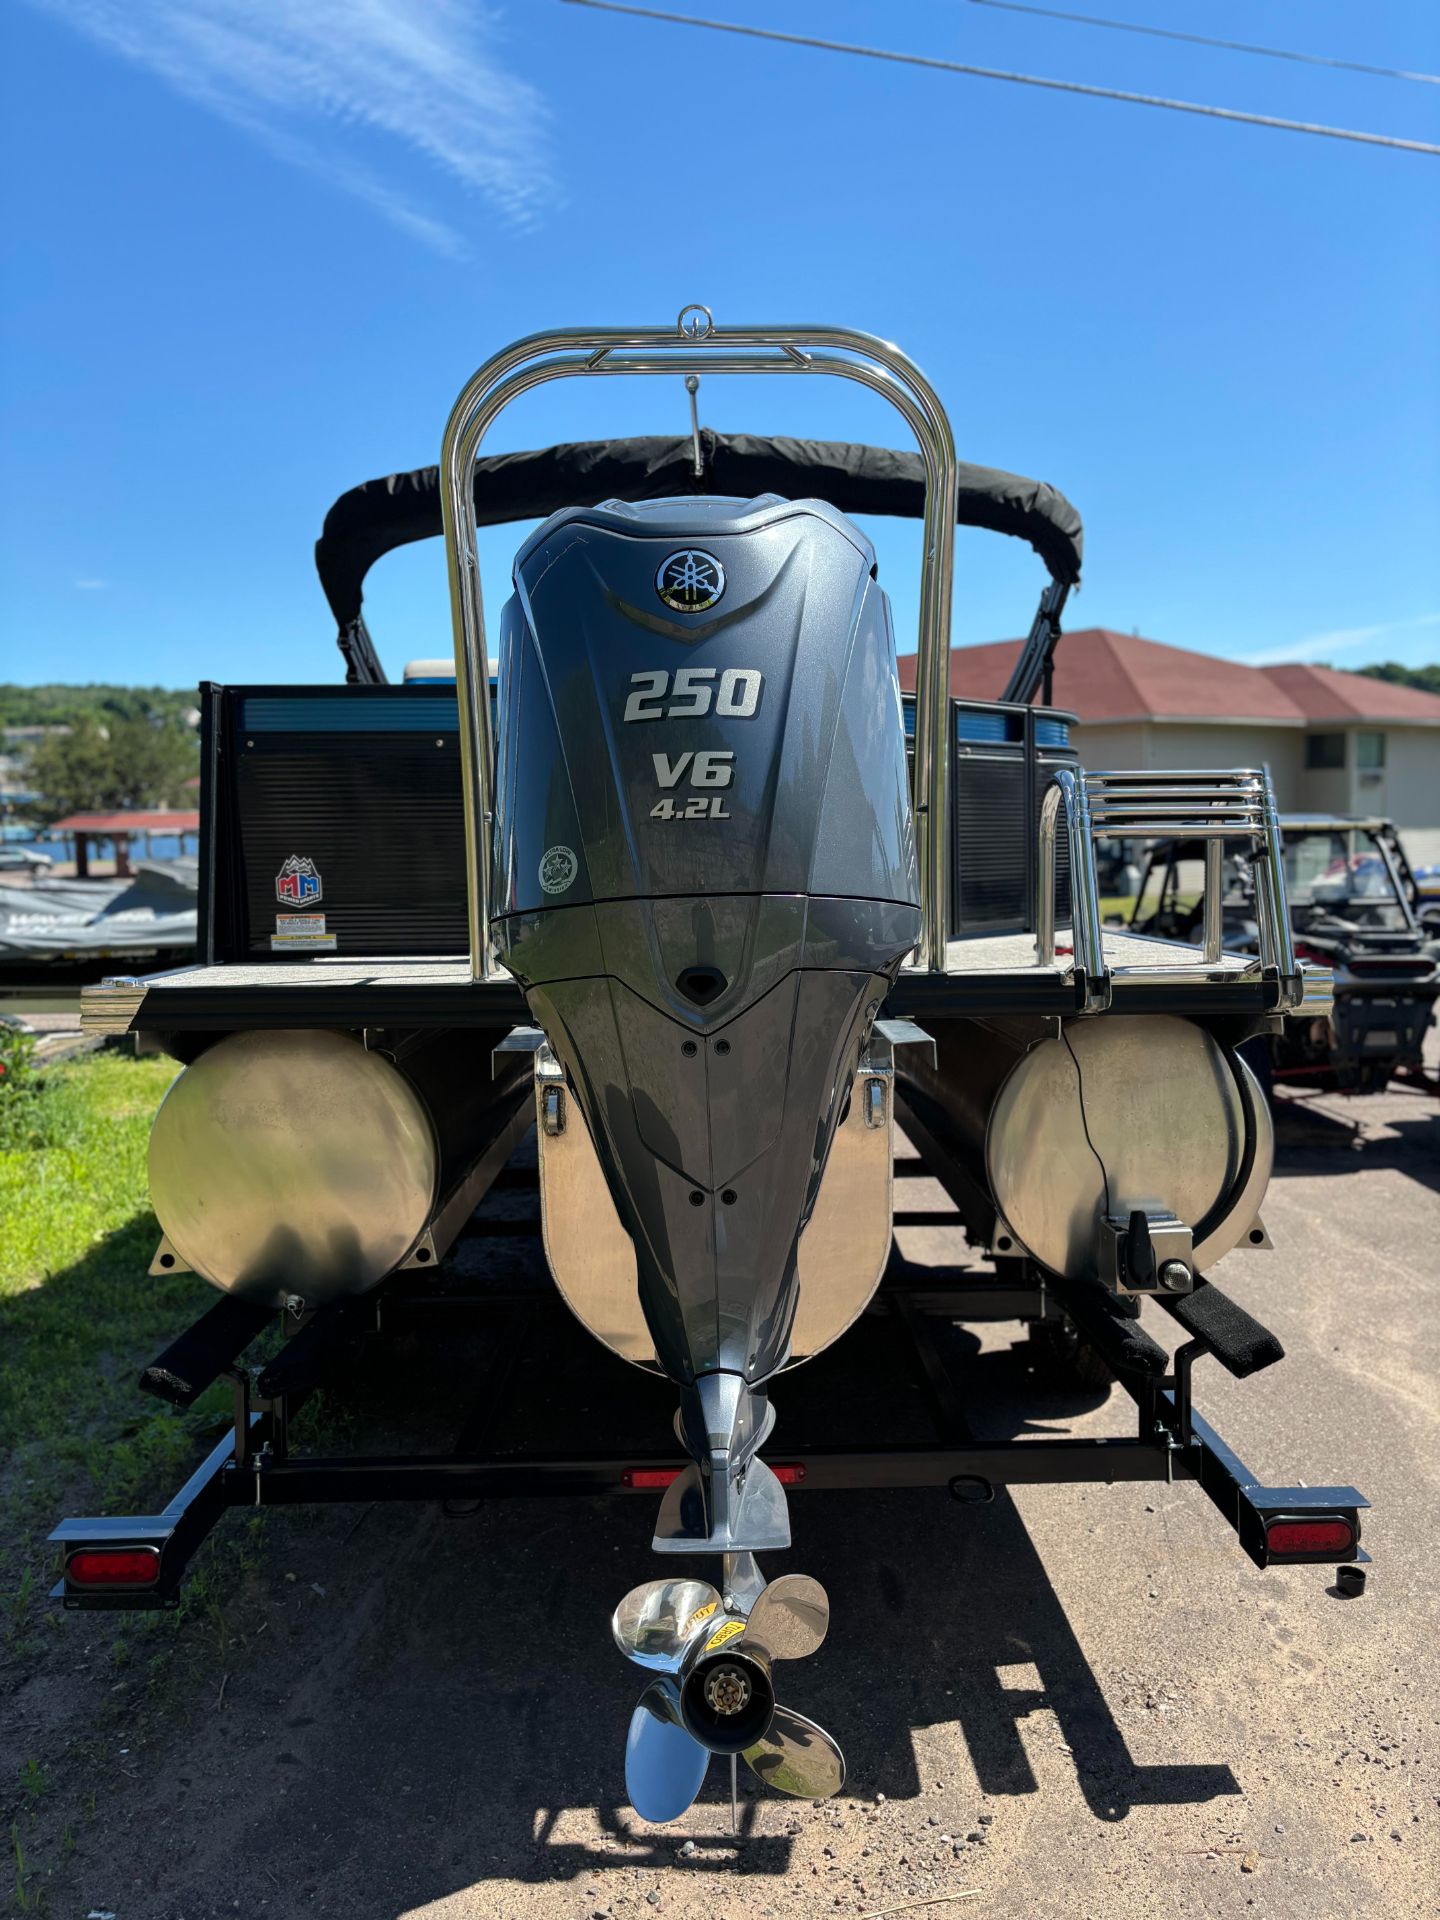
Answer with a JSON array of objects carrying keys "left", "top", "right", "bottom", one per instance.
[
  {"left": 1249, "top": 611, "right": 1440, "bottom": 666},
  {"left": 73, "top": 577, "right": 109, "bottom": 590},
  {"left": 26, "top": 0, "right": 555, "bottom": 255}
]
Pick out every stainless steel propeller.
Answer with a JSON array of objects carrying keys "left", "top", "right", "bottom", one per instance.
[{"left": 612, "top": 1559, "right": 844, "bottom": 1823}]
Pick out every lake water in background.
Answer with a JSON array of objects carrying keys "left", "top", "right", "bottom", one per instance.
[{"left": 6, "top": 833, "right": 198, "bottom": 864}]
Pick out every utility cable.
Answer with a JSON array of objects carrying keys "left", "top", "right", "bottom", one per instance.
[
  {"left": 961, "top": 0, "right": 1440, "bottom": 89},
  {"left": 561, "top": 0, "right": 1440, "bottom": 157}
]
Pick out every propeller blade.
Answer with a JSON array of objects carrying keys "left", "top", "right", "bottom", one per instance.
[
  {"left": 743, "top": 1704, "right": 846, "bottom": 1800},
  {"left": 626, "top": 1680, "right": 710, "bottom": 1823},
  {"left": 744, "top": 1573, "right": 829, "bottom": 1661},
  {"left": 612, "top": 1578, "right": 721, "bottom": 1671}
]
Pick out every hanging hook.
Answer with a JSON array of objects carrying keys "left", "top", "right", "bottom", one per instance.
[{"left": 685, "top": 373, "right": 704, "bottom": 480}]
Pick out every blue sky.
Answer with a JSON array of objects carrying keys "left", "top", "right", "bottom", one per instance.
[{"left": 1, "top": 0, "right": 1437, "bottom": 692}]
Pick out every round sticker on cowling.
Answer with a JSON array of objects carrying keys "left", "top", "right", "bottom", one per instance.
[{"left": 539, "top": 845, "right": 579, "bottom": 895}]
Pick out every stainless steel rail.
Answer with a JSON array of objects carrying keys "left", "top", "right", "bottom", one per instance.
[
  {"left": 1036, "top": 766, "right": 1307, "bottom": 1013},
  {"left": 1037, "top": 770, "right": 1108, "bottom": 1013},
  {"left": 439, "top": 307, "right": 960, "bottom": 979}
]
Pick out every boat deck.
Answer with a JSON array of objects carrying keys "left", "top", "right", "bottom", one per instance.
[{"left": 81, "top": 925, "right": 1276, "bottom": 1033}]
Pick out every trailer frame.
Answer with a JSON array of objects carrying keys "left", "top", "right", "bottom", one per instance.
[{"left": 51, "top": 1219, "right": 1368, "bottom": 1613}]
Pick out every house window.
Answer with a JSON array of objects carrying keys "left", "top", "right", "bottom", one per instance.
[
  {"left": 1305, "top": 732, "right": 1346, "bottom": 770},
  {"left": 1355, "top": 731, "right": 1386, "bottom": 770}
]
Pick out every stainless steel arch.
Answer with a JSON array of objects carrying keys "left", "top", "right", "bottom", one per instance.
[{"left": 438, "top": 312, "right": 960, "bottom": 980}]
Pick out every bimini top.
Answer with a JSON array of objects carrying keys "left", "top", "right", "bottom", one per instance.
[{"left": 315, "top": 432, "right": 1083, "bottom": 658}]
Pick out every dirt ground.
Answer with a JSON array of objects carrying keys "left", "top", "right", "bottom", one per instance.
[{"left": 4, "top": 1063, "right": 1438, "bottom": 1920}]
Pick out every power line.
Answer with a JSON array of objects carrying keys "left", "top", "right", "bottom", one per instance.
[
  {"left": 962, "top": 0, "right": 1440, "bottom": 89},
  {"left": 561, "top": 0, "right": 1440, "bottom": 157}
]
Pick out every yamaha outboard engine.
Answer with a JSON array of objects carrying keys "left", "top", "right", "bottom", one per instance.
[{"left": 491, "top": 491, "right": 918, "bottom": 1812}]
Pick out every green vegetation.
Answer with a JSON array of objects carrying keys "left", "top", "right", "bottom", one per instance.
[
  {"left": 22, "top": 717, "right": 198, "bottom": 825},
  {"left": 1, "top": 684, "right": 199, "bottom": 828},
  {"left": 0, "top": 685, "right": 194, "bottom": 731},
  {"left": 1355, "top": 661, "right": 1440, "bottom": 696},
  {"left": 0, "top": 1052, "right": 224, "bottom": 1634}
]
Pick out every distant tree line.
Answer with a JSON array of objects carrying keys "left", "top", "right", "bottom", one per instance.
[
  {"left": 1354, "top": 661, "right": 1440, "bottom": 697},
  {"left": 0, "top": 683, "right": 195, "bottom": 729},
  {"left": 1, "top": 684, "right": 198, "bottom": 824}
]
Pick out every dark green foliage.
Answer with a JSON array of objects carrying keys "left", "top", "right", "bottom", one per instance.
[
  {"left": 1355, "top": 661, "right": 1440, "bottom": 696},
  {"left": 0, "top": 684, "right": 195, "bottom": 729},
  {"left": 0, "top": 1026, "right": 41, "bottom": 1149},
  {"left": 22, "top": 715, "right": 199, "bottom": 823}
]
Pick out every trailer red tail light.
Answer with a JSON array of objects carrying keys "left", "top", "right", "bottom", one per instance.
[
  {"left": 1264, "top": 1517, "right": 1355, "bottom": 1560},
  {"left": 620, "top": 1463, "right": 807, "bottom": 1489},
  {"left": 66, "top": 1547, "right": 161, "bottom": 1588}
]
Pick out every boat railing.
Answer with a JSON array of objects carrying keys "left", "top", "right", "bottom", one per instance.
[
  {"left": 438, "top": 305, "right": 961, "bottom": 980},
  {"left": 1036, "top": 766, "right": 1315, "bottom": 1014}
]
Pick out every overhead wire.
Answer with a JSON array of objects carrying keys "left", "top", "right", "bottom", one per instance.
[
  {"left": 560, "top": 0, "right": 1440, "bottom": 158},
  {"left": 960, "top": 0, "right": 1440, "bottom": 89}
]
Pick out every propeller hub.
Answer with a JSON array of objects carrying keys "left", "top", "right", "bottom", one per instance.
[
  {"left": 681, "top": 1648, "right": 775, "bottom": 1753},
  {"left": 703, "top": 1663, "right": 752, "bottom": 1716}
]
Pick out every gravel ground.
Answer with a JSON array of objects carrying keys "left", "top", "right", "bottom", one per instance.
[{"left": 7, "top": 1058, "right": 1438, "bottom": 1920}]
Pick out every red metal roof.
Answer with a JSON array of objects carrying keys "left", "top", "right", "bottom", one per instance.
[
  {"left": 1259, "top": 662, "right": 1440, "bottom": 724},
  {"left": 49, "top": 810, "right": 200, "bottom": 833},
  {"left": 898, "top": 629, "right": 1306, "bottom": 722},
  {"left": 897, "top": 628, "right": 1440, "bottom": 727}
]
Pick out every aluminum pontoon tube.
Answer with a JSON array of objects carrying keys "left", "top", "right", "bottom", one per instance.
[
  {"left": 898, "top": 1015, "right": 1273, "bottom": 1281},
  {"left": 147, "top": 1028, "right": 530, "bottom": 1308}
]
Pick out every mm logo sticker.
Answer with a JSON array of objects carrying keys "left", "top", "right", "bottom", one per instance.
[
  {"left": 275, "top": 853, "right": 322, "bottom": 906},
  {"left": 704, "top": 1617, "right": 746, "bottom": 1653}
]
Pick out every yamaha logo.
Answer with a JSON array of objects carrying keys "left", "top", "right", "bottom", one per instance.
[{"left": 656, "top": 549, "right": 726, "bottom": 613}]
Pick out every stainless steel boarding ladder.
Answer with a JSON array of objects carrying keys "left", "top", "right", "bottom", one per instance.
[{"left": 1036, "top": 767, "right": 1316, "bottom": 1014}]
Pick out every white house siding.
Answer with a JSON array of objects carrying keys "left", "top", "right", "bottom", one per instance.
[
  {"left": 1071, "top": 719, "right": 1306, "bottom": 801},
  {"left": 1298, "top": 757, "right": 1351, "bottom": 817},
  {"left": 1376, "top": 728, "right": 1440, "bottom": 834},
  {"left": 1290, "top": 725, "right": 1438, "bottom": 829},
  {"left": 1068, "top": 721, "right": 1148, "bottom": 773}
]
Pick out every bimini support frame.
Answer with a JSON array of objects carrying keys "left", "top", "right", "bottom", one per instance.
[{"left": 438, "top": 305, "right": 961, "bottom": 979}]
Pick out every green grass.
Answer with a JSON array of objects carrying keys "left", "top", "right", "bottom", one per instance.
[
  {"left": 0, "top": 1050, "right": 178, "bottom": 1291},
  {"left": 0, "top": 1050, "right": 231, "bottom": 1633},
  {"left": 0, "top": 1051, "right": 292, "bottom": 1909}
]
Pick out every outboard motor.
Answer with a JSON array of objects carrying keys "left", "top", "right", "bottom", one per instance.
[{"left": 492, "top": 492, "right": 918, "bottom": 1568}]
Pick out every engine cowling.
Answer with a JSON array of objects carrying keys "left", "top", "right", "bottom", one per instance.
[{"left": 491, "top": 492, "right": 919, "bottom": 1543}]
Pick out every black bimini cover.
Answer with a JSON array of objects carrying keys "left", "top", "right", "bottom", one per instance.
[{"left": 315, "top": 432, "right": 1083, "bottom": 644}]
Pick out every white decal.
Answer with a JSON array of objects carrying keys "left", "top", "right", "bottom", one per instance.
[
  {"left": 623, "top": 669, "right": 764, "bottom": 723},
  {"left": 668, "top": 665, "right": 716, "bottom": 716},
  {"left": 539, "top": 845, "right": 579, "bottom": 895},
  {"left": 271, "top": 913, "right": 336, "bottom": 952},
  {"left": 716, "top": 668, "right": 761, "bottom": 717},
  {"left": 652, "top": 751, "right": 693, "bottom": 789},
  {"left": 691, "top": 750, "right": 734, "bottom": 788},
  {"left": 623, "top": 670, "right": 668, "bottom": 723},
  {"left": 652, "top": 749, "right": 733, "bottom": 790},
  {"left": 650, "top": 796, "right": 730, "bottom": 821}
]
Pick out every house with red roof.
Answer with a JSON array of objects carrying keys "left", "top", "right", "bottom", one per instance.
[{"left": 898, "top": 629, "right": 1440, "bottom": 846}]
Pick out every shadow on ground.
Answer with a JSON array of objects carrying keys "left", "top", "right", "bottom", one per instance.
[
  {"left": 29, "top": 1213, "right": 1241, "bottom": 1919},
  {"left": 1272, "top": 1092, "right": 1440, "bottom": 1193}
]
